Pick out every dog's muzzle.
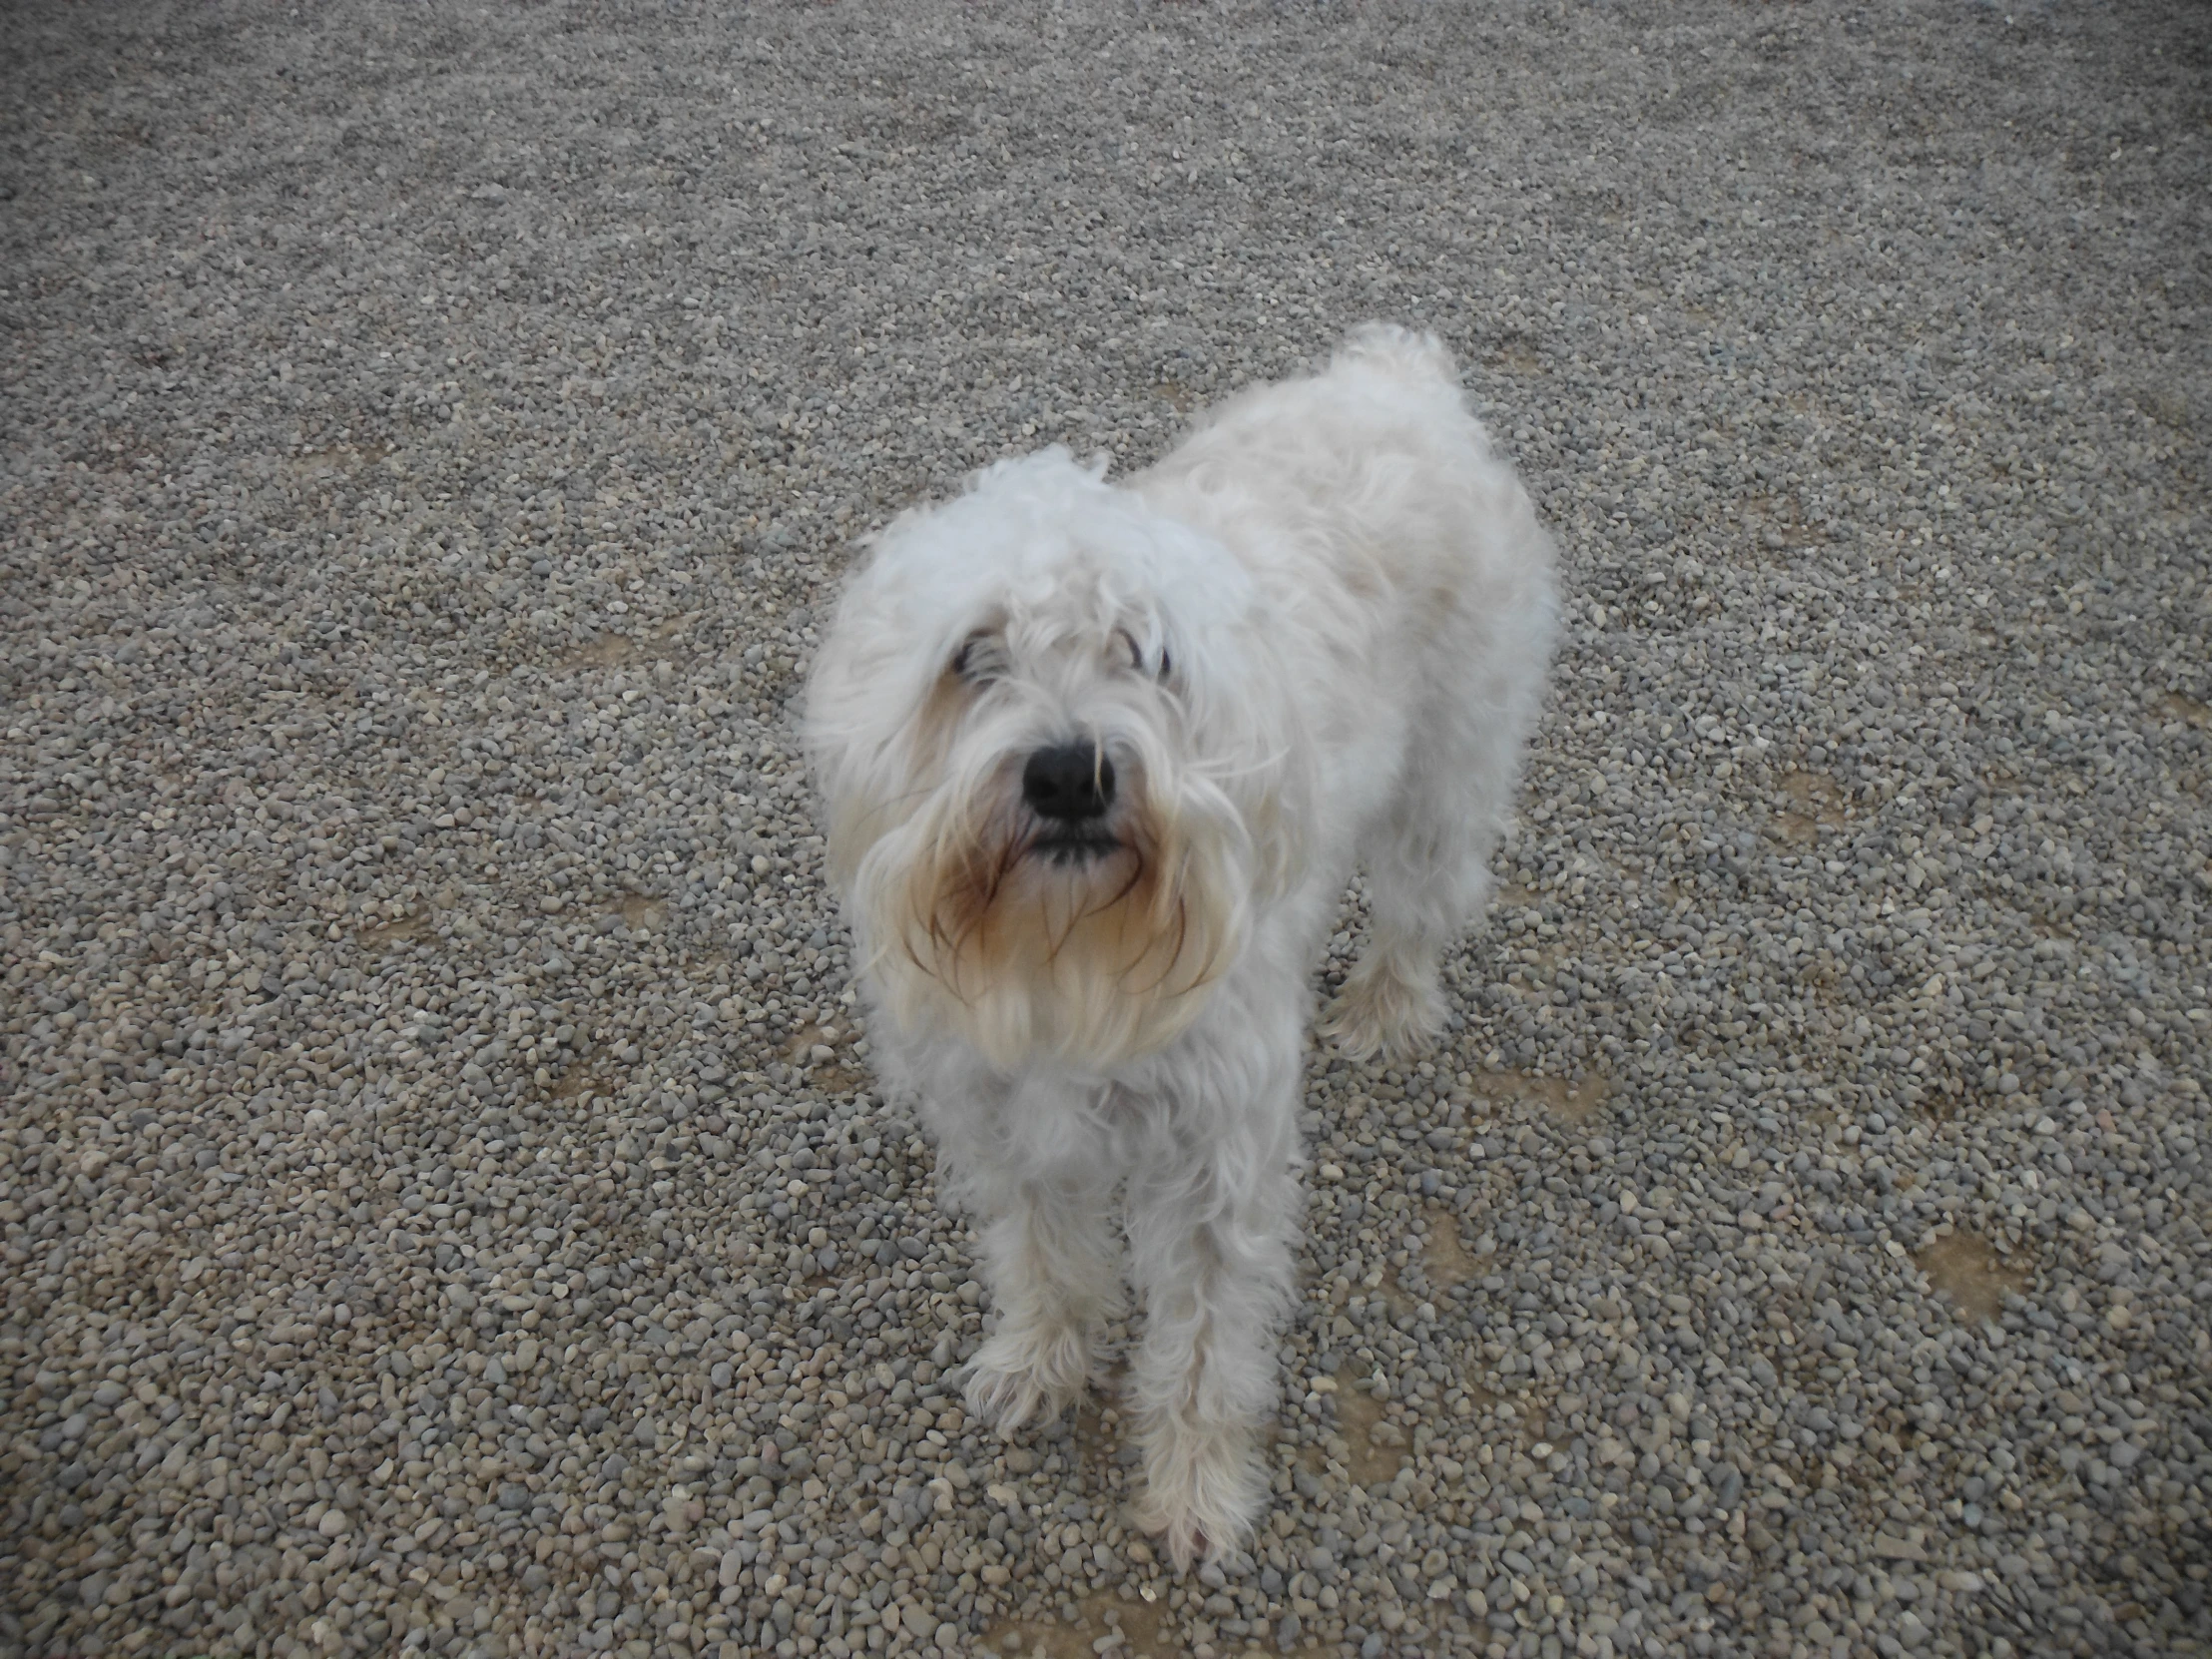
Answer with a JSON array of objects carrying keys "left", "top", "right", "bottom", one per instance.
[{"left": 1023, "top": 742, "right": 1119, "bottom": 862}]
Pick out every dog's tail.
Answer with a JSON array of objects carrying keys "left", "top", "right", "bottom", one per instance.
[{"left": 1331, "top": 321, "right": 1461, "bottom": 386}]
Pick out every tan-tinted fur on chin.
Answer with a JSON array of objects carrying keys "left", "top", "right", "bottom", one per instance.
[{"left": 879, "top": 799, "right": 1241, "bottom": 1072}]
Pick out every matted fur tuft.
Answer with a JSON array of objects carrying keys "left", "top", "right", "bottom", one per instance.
[{"left": 806, "top": 325, "right": 1555, "bottom": 1566}]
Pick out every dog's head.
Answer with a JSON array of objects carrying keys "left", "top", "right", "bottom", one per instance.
[{"left": 807, "top": 449, "right": 1305, "bottom": 1072}]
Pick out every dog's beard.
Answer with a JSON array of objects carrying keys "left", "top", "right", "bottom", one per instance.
[{"left": 849, "top": 767, "right": 1246, "bottom": 1072}]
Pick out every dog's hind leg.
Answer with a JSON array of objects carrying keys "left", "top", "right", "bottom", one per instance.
[
  {"left": 1124, "top": 1116, "right": 1300, "bottom": 1569},
  {"left": 1323, "top": 757, "right": 1516, "bottom": 1063},
  {"left": 1322, "top": 766, "right": 1495, "bottom": 1063},
  {"left": 1319, "top": 829, "right": 1465, "bottom": 1065},
  {"left": 1324, "top": 622, "right": 1544, "bottom": 1063},
  {"left": 961, "top": 1167, "right": 1123, "bottom": 1435}
]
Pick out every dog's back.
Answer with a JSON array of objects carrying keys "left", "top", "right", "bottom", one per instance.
[
  {"left": 1134, "top": 323, "right": 1532, "bottom": 616},
  {"left": 1133, "top": 322, "right": 1550, "bottom": 751},
  {"left": 1136, "top": 323, "right": 1557, "bottom": 1053}
]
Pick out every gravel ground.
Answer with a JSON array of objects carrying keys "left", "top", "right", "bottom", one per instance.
[{"left": 3, "top": 3, "right": 2209, "bottom": 1658}]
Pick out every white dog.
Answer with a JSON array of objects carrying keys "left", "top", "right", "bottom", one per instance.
[{"left": 806, "top": 325, "right": 1555, "bottom": 1566}]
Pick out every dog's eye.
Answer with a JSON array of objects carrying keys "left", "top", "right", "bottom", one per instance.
[
  {"left": 951, "top": 637, "right": 998, "bottom": 683},
  {"left": 1118, "top": 629, "right": 1172, "bottom": 683}
]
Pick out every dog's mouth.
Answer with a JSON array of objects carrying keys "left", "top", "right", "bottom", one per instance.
[{"left": 1027, "top": 829, "right": 1121, "bottom": 866}]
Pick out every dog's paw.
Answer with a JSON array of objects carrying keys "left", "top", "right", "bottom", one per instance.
[
  {"left": 1131, "top": 1417, "right": 1263, "bottom": 1572},
  {"left": 961, "top": 1321, "right": 1094, "bottom": 1435},
  {"left": 1321, "top": 961, "right": 1441, "bottom": 1064}
]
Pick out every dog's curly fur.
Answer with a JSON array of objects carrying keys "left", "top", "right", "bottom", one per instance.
[{"left": 807, "top": 325, "right": 1556, "bottom": 1566}]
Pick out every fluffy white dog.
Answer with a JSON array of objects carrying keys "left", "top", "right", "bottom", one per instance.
[{"left": 806, "top": 325, "right": 1555, "bottom": 1566}]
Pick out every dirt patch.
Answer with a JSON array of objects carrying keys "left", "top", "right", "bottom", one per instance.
[
  {"left": 1915, "top": 1231, "right": 2028, "bottom": 1325},
  {"left": 783, "top": 1021, "right": 848, "bottom": 1063},
  {"left": 2135, "top": 385, "right": 2194, "bottom": 431},
  {"left": 613, "top": 894, "right": 669, "bottom": 934},
  {"left": 1473, "top": 1070, "right": 1612, "bottom": 1126},
  {"left": 559, "top": 619, "right": 691, "bottom": 670},
  {"left": 551, "top": 1059, "right": 604, "bottom": 1103},
  {"left": 2155, "top": 690, "right": 2210, "bottom": 730},
  {"left": 562, "top": 633, "right": 639, "bottom": 669},
  {"left": 1326, "top": 1386, "right": 1409, "bottom": 1487},
  {"left": 1420, "top": 1210, "right": 1485, "bottom": 1290},
  {"left": 282, "top": 442, "right": 381, "bottom": 479},
  {"left": 1736, "top": 492, "right": 1819, "bottom": 552},
  {"left": 358, "top": 912, "right": 432, "bottom": 950},
  {"left": 1493, "top": 881, "right": 1540, "bottom": 910},
  {"left": 808, "top": 1062, "right": 870, "bottom": 1095},
  {"left": 1485, "top": 336, "right": 1544, "bottom": 376},
  {"left": 986, "top": 1591, "right": 1180, "bottom": 1659},
  {"left": 1067, "top": 1384, "right": 1127, "bottom": 1487},
  {"left": 785, "top": 1020, "right": 870, "bottom": 1094},
  {"left": 1775, "top": 771, "right": 1851, "bottom": 846}
]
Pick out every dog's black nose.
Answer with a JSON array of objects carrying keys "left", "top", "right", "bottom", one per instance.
[{"left": 1022, "top": 743, "right": 1115, "bottom": 822}]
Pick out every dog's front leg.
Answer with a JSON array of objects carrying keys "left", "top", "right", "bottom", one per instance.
[
  {"left": 960, "top": 1164, "right": 1123, "bottom": 1435},
  {"left": 1124, "top": 1137, "right": 1299, "bottom": 1569}
]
